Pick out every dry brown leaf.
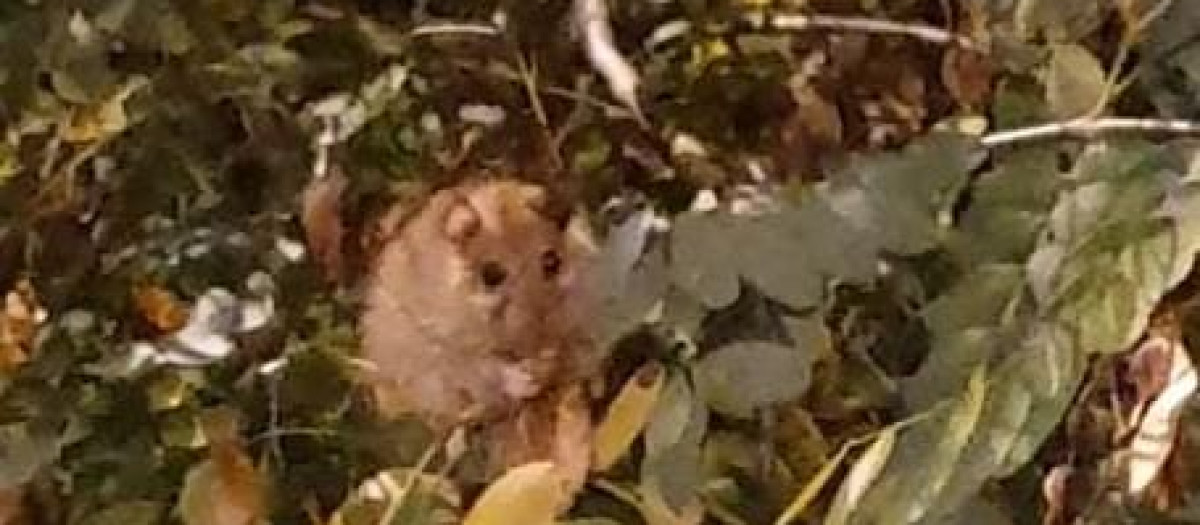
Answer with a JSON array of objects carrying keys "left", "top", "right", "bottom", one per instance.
[
  {"left": 60, "top": 99, "right": 127, "bottom": 143},
  {"left": 1125, "top": 334, "right": 1197, "bottom": 496},
  {"left": 941, "top": 48, "right": 994, "bottom": 110},
  {"left": 300, "top": 168, "right": 348, "bottom": 283},
  {"left": 133, "top": 284, "right": 189, "bottom": 333},
  {"left": 179, "top": 409, "right": 266, "bottom": 525},
  {"left": 1041, "top": 464, "right": 1073, "bottom": 525},
  {"left": 59, "top": 77, "right": 147, "bottom": 143},
  {"left": 0, "top": 485, "right": 27, "bottom": 525},
  {"left": 787, "top": 76, "right": 843, "bottom": 148},
  {"left": 0, "top": 279, "right": 44, "bottom": 374}
]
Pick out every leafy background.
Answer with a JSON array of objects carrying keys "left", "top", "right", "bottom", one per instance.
[{"left": 3, "top": 0, "right": 1200, "bottom": 524}]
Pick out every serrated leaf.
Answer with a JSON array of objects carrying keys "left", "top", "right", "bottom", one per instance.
[
  {"left": 593, "top": 363, "right": 665, "bottom": 471},
  {"left": 694, "top": 341, "right": 811, "bottom": 418},
  {"left": 463, "top": 462, "right": 564, "bottom": 525}
]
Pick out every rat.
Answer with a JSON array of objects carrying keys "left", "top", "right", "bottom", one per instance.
[{"left": 358, "top": 178, "right": 601, "bottom": 493}]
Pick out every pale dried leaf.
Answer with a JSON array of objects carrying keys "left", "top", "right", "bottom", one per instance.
[
  {"left": 1126, "top": 335, "right": 1197, "bottom": 494},
  {"left": 574, "top": 0, "right": 646, "bottom": 125},
  {"left": 825, "top": 428, "right": 896, "bottom": 525}
]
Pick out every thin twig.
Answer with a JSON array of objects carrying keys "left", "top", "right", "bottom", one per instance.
[
  {"left": 744, "top": 12, "right": 983, "bottom": 51},
  {"left": 981, "top": 118, "right": 1200, "bottom": 148},
  {"left": 1086, "top": 0, "right": 1177, "bottom": 118},
  {"left": 515, "top": 53, "right": 550, "bottom": 131},
  {"left": 473, "top": 62, "right": 635, "bottom": 117},
  {"left": 410, "top": 22, "right": 501, "bottom": 38}
]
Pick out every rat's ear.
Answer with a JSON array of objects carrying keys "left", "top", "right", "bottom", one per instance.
[
  {"left": 443, "top": 196, "right": 482, "bottom": 243},
  {"left": 563, "top": 209, "right": 599, "bottom": 257},
  {"left": 516, "top": 183, "right": 549, "bottom": 213}
]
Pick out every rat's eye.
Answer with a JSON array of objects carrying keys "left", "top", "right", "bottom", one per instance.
[
  {"left": 480, "top": 261, "right": 507, "bottom": 289},
  {"left": 541, "top": 249, "right": 562, "bottom": 277}
]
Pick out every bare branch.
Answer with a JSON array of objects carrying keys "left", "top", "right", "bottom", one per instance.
[
  {"left": 574, "top": 0, "right": 648, "bottom": 127},
  {"left": 410, "top": 22, "right": 501, "bottom": 38},
  {"left": 744, "top": 12, "right": 983, "bottom": 51},
  {"left": 981, "top": 118, "right": 1200, "bottom": 148}
]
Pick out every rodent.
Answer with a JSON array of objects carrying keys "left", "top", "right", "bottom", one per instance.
[{"left": 359, "top": 178, "right": 600, "bottom": 430}]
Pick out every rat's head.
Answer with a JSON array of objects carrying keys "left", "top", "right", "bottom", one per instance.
[{"left": 431, "top": 180, "right": 591, "bottom": 338}]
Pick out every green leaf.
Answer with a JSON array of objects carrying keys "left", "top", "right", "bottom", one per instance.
[
  {"left": 591, "top": 221, "right": 670, "bottom": 349},
  {"left": 845, "top": 367, "right": 989, "bottom": 523},
  {"left": 0, "top": 423, "right": 60, "bottom": 488},
  {"left": 81, "top": 501, "right": 164, "bottom": 525},
  {"left": 668, "top": 213, "right": 742, "bottom": 309},
  {"left": 694, "top": 341, "right": 812, "bottom": 418},
  {"left": 948, "top": 147, "right": 1061, "bottom": 265},
  {"left": 829, "top": 141, "right": 1200, "bottom": 524},
  {"left": 737, "top": 213, "right": 825, "bottom": 309},
  {"left": 1044, "top": 44, "right": 1107, "bottom": 119},
  {"left": 824, "top": 133, "right": 972, "bottom": 255},
  {"left": 641, "top": 374, "right": 708, "bottom": 513},
  {"left": 1015, "top": 0, "right": 1109, "bottom": 42}
]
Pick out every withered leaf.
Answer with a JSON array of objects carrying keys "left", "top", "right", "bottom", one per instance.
[{"left": 300, "top": 168, "right": 348, "bottom": 283}]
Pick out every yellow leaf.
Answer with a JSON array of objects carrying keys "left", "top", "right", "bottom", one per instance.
[
  {"left": 592, "top": 363, "right": 665, "bottom": 471},
  {"left": 463, "top": 461, "right": 564, "bottom": 525},
  {"left": 60, "top": 76, "right": 148, "bottom": 143},
  {"left": 61, "top": 99, "right": 127, "bottom": 143}
]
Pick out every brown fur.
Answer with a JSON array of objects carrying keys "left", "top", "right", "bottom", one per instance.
[{"left": 359, "top": 179, "right": 600, "bottom": 492}]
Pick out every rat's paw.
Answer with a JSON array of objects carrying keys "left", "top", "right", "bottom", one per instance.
[{"left": 499, "top": 364, "right": 542, "bottom": 399}]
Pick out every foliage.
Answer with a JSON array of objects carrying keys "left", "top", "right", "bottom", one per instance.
[{"left": 3, "top": 0, "right": 1200, "bottom": 524}]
